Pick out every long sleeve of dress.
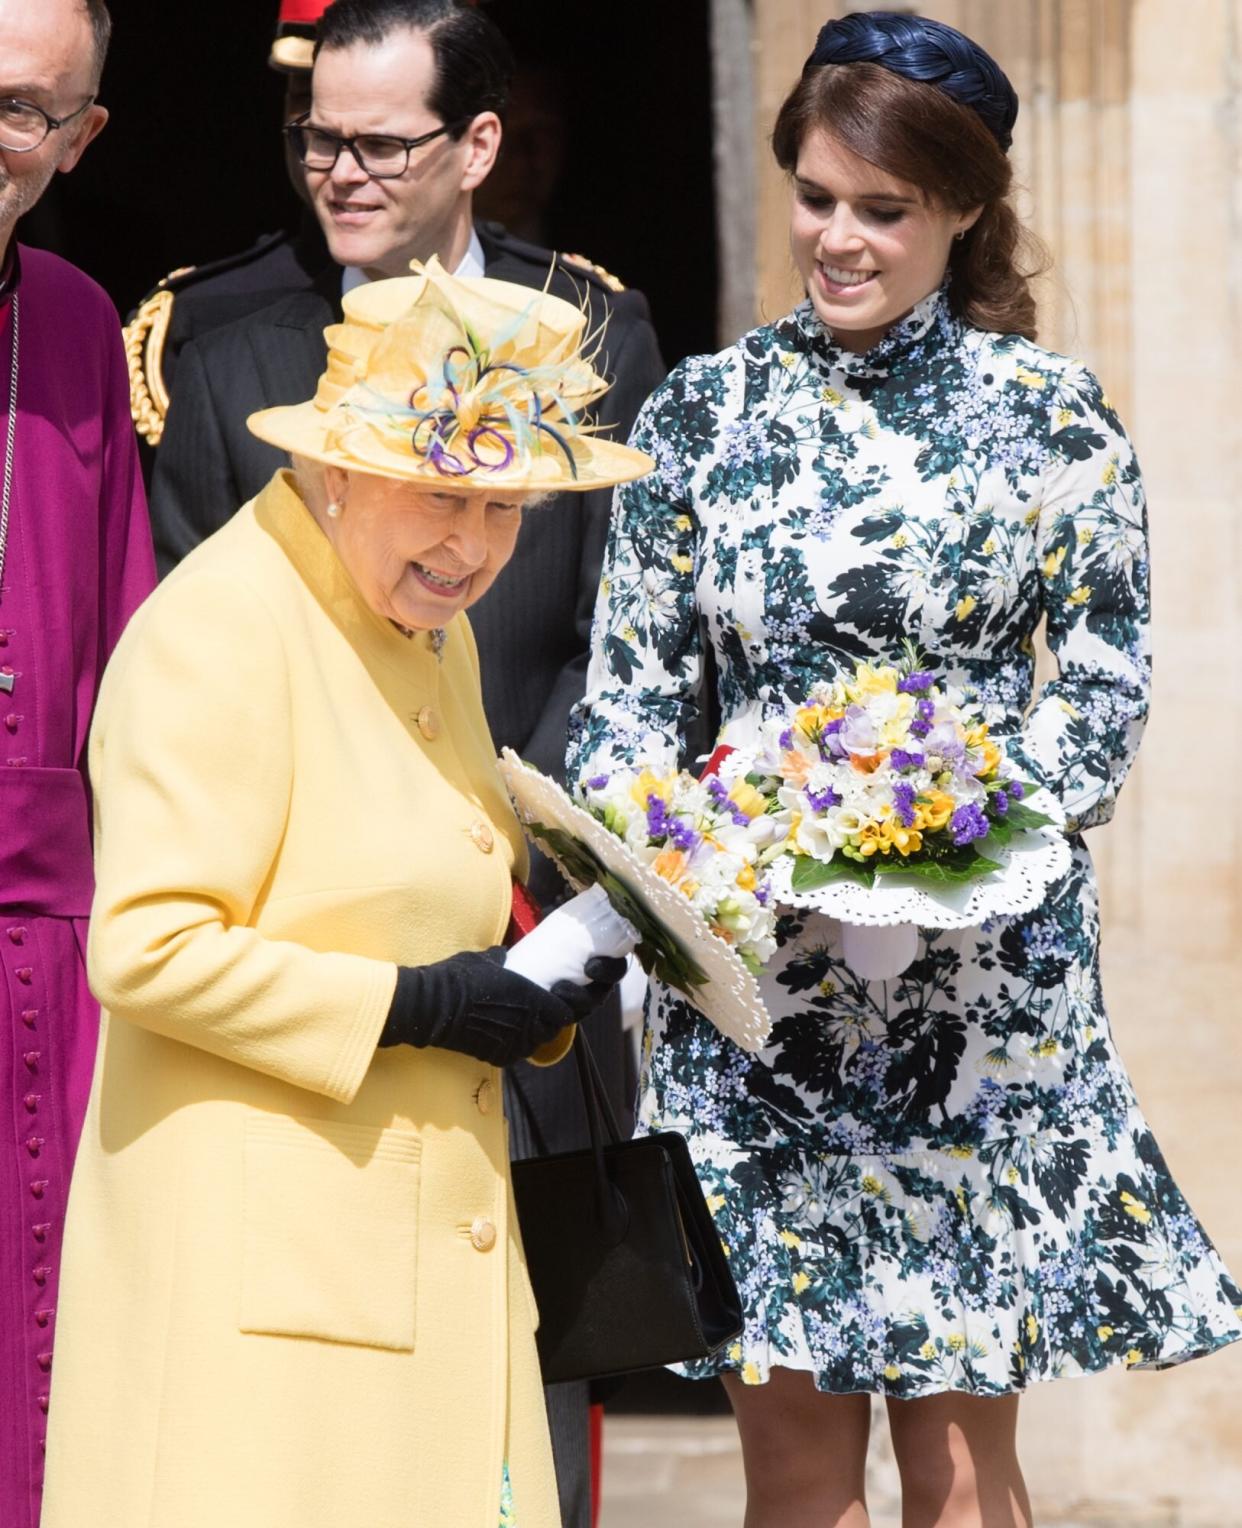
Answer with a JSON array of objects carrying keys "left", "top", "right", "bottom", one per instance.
[
  {"left": 1019, "top": 366, "right": 1151, "bottom": 832},
  {"left": 567, "top": 371, "right": 706, "bottom": 785},
  {"left": 87, "top": 571, "right": 396, "bottom": 1104}
]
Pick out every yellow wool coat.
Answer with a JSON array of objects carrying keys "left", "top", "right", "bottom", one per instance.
[{"left": 42, "top": 471, "right": 568, "bottom": 1528}]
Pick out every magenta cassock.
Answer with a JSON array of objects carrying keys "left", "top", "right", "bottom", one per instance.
[{"left": 0, "top": 244, "right": 155, "bottom": 1528}]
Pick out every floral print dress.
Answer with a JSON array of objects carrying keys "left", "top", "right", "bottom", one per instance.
[{"left": 568, "top": 286, "right": 1242, "bottom": 1397}]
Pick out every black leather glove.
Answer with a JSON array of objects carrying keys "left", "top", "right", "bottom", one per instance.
[
  {"left": 550, "top": 955, "right": 629, "bottom": 1023},
  {"left": 379, "top": 949, "right": 628, "bottom": 1067}
]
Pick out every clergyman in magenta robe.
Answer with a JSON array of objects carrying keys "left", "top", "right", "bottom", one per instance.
[{"left": 0, "top": 239, "right": 155, "bottom": 1526}]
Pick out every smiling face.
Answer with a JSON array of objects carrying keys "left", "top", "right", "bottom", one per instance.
[
  {"left": 790, "top": 128, "right": 979, "bottom": 353},
  {"left": 318, "top": 467, "right": 524, "bottom": 630},
  {"left": 0, "top": 0, "right": 108, "bottom": 254},
  {"left": 307, "top": 26, "right": 499, "bottom": 279}
]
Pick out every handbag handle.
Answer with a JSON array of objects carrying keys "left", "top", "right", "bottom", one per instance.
[{"left": 572, "top": 1029, "right": 631, "bottom": 1247}]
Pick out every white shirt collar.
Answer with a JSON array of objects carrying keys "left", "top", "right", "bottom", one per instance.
[{"left": 340, "top": 227, "right": 486, "bottom": 299}]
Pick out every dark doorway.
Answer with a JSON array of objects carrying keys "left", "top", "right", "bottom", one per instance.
[{"left": 20, "top": 0, "right": 718, "bottom": 368}]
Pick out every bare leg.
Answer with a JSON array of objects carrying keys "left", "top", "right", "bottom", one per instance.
[
  {"left": 885, "top": 1392, "right": 1033, "bottom": 1528},
  {"left": 722, "top": 1366, "right": 872, "bottom": 1527}
]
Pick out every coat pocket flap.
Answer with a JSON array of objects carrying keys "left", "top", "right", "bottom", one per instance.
[{"left": 240, "top": 1114, "right": 421, "bottom": 1352}]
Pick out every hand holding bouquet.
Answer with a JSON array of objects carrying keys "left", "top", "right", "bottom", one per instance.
[
  {"left": 498, "top": 749, "right": 775, "bottom": 1049},
  {"left": 575, "top": 766, "right": 782, "bottom": 974},
  {"left": 501, "top": 653, "right": 1067, "bottom": 1036}
]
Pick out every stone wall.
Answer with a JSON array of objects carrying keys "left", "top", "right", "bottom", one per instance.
[{"left": 739, "top": 2, "right": 1242, "bottom": 1520}]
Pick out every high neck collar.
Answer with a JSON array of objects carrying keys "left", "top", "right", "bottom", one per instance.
[
  {"left": 254, "top": 469, "right": 446, "bottom": 684},
  {"left": 792, "top": 279, "right": 956, "bottom": 379}
]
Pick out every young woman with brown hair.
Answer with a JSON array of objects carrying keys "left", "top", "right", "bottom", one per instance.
[{"left": 570, "top": 13, "right": 1242, "bottom": 1526}]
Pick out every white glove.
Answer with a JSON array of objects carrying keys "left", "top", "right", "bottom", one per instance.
[
  {"left": 618, "top": 954, "right": 650, "bottom": 1033},
  {"left": 504, "top": 883, "right": 639, "bottom": 992}
]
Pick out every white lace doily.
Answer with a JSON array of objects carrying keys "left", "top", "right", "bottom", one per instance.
[
  {"left": 765, "top": 787, "right": 1071, "bottom": 930},
  {"left": 498, "top": 750, "right": 771, "bottom": 1052}
]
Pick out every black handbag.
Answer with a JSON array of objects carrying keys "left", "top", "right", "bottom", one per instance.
[{"left": 510, "top": 1029, "right": 743, "bottom": 1385}]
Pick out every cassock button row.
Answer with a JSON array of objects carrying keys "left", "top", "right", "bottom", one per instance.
[
  {"left": 470, "top": 1216, "right": 497, "bottom": 1252},
  {"left": 469, "top": 821, "right": 494, "bottom": 854},
  {"left": 415, "top": 706, "right": 440, "bottom": 741},
  {"left": 474, "top": 1078, "right": 496, "bottom": 1116}
]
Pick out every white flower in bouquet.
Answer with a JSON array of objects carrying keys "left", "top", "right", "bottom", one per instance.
[{"left": 573, "top": 765, "right": 782, "bottom": 974}]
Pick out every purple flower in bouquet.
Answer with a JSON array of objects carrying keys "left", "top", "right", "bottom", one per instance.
[
  {"left": 706, "top": 775, "right": 751, "bottom": 827},
  {"left": 898, "top": 670, "right": 935, "bottom": 694},
  {"left": 840, "top": 706, "right": 880, "bottom": 755},
  {"left": 646, "top": 792, "right": 699, "bottom": 852},
  {"left": 1008, "top": 779, "right": 1025, "bottom": 800},
  {"left": 819, "top": 717, "right": 847, "bottom": 759},
  {"left": 991, "top": 788, "right": 1010, "bottom": 817},
  {"left": 669, "top": 818, "right": 699, "bottom": 851},
  {"left": 585, "top": 774, "right": 609, "bottom": 791},
  {"left": 950, "top": 802, "right": 991, "bottom": 846},
  {"left": 909, "top": 700, "right": 936, "bottom": 740},
  {"left": 893, "top": 781, "right": 918, "bottom": 827},
  {"left": 805, "top": 782, "right": 842, "bottom": 812},
  {"left": 925, "top": 722, "right": 966, "bottom": 766},
  {"left": 889, "top": 748, "right": 925, "bottom": 771}
]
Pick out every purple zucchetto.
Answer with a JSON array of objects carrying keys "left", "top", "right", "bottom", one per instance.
[{"left": 808, "top": 12, "right": 1019, "bottom": 152}]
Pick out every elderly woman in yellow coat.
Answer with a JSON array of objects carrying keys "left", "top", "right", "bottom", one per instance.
[{"left": 41, "top": 262, "right": 651, "bottom": 1528}]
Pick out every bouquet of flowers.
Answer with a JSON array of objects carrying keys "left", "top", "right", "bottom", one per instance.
[
  {"left": 575, "top": 766, "right": 783, "bottom": 974},
  {"left": 730, "top": 649, "right": 1052, "bottom": 894},
  {"left": 498, "top": 749, "right": 775, "bottom": 1050},
  {"left": 717, "top": 649, "right": 1069, "bottom": 978}
]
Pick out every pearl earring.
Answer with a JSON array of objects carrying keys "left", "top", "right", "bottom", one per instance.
[{"left": 326, "top": 499, "right": 342, "bottom": 519}]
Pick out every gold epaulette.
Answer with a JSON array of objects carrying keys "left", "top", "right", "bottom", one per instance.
[
  {"left": 560, "top": 253, "right": 627, "bottom": 293},
  {"left": 123, "top": 266, "right": 193, "bottom": 446}
]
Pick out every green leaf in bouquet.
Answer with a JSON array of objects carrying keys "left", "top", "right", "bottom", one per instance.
[
  {"left": 523, "top": 819, "right": 711, "bottom": 997},
  {"left": 790, "top": 854, "right": 876, "bottom": 892},
  {"left": 979, "top": 818, "right": 1017, "bottom": 854},
  {"left": 1000, "top": 798, "right": 1055, "bottom": 832},
  {"left": 873, "top": 852, "right": 1003, "bottom": 884}
]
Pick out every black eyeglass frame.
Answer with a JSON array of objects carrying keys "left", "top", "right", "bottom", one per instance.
[
  {"left": 0, "top": 94, "right": 97, "bottom": 153},
  {"left": 283, "top": 113, "right": 470, "bottom": 180}
]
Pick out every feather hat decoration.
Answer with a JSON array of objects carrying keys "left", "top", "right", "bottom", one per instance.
[{"left": 248, "top": 258, "right": 654, "bottom": 492}]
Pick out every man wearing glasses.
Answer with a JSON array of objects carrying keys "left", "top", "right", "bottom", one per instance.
[
  {"left": 148, "top": 4, "right": 663, "bottom": 1525},
  {"left": 0, "top": 3, "right": 156, "bottom": 1526}
]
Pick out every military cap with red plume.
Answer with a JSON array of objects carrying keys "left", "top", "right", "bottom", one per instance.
[{"left": 269, "top": 0, "right": 332, "bottom": 74}]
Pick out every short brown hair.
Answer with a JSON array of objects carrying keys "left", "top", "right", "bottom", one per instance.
[
  {"left": 773, "top": 61, "right": 1046, "bottom": 340},
  {"left": 82, "top": 0, "right": 112, "bottom": 85}
]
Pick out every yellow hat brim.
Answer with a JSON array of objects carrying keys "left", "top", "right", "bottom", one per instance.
[
  {"left": 246, "top": 399, "right": 655, "bottom": 493},
  {"left": 246, "top": 256, "right": 655, "bottom": 492}
]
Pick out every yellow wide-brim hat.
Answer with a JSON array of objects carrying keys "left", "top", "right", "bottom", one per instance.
[{"left": 247, "top": 258, "right": 655, "bottom": 493}]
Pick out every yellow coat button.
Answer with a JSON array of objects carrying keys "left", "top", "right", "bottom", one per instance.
[
  {"left": 470, "top": 820, "right": 494, "bottom": 853},
  {"left": 470, "top": 1216, "right": 497, "bottom": 1252},
  {"left": 415, "top": 706, "right": 440, "bottom": 741},
  {"left": 475, "top": 1078, "right": 496, "bottom": 1115}
]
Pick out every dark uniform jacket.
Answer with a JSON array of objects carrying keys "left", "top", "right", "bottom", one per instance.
[{"left": 126, "top": 217, "right": 335, "bottom": 459}]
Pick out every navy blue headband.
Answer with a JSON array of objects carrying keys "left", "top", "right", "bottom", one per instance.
[{"left": 808, "top": 11, "right": 1018, "bottom": 152}]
